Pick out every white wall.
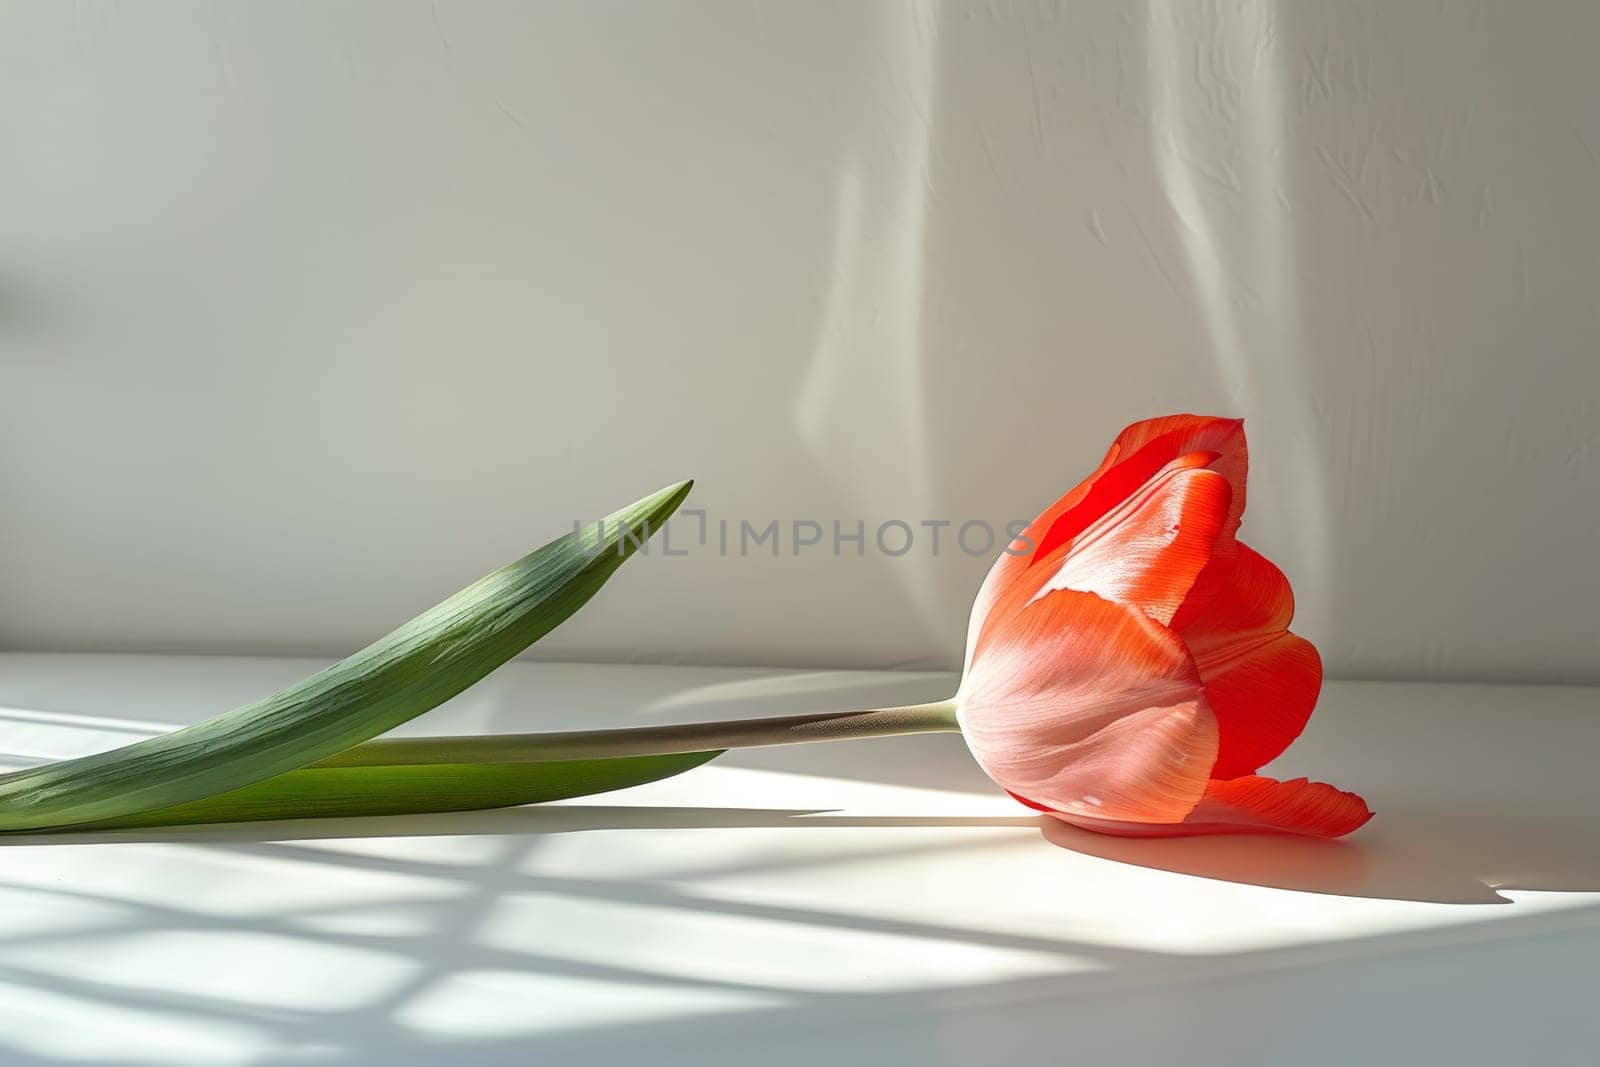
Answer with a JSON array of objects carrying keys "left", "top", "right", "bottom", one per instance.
[{"left": 3, "top": 0, "right": 1597, "bottom": 683}]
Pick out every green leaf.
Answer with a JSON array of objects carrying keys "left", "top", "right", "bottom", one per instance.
[
  {"left": 0, "top": 480, "right": 694, "bottom": 832},
  {"left": 61, "top": 750, "right": 722, "bottom": 832}
]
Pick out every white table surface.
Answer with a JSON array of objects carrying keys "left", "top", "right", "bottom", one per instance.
[{"left": 0, "top": 654, "right": 1595, "bottom": 1066}]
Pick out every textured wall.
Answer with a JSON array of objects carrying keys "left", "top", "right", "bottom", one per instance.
[{"left": 3, "top": 1, "right": 1598, "bottom": 682}]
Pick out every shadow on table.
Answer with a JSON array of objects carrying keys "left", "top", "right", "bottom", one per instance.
[
  {"left": 1039, "top": 811, "right": 1600, "bottom": 905},
  {"left": 2, "top": 686, "right": 1600, "bottom": 1064},
  {"left": 609, "top": 680, "right": 1600, "bottom": 905},
  {"left": 1043, "top": 681, "right": 1600, "bottom": 904},
  {"left": 4, "top": 681, "right": 1598, "bottom": 906},
  {"left": 14, "top": 803, "right": 1598, "bottom": 907}
]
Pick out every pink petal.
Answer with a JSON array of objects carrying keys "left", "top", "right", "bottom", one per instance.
[{"left": 958, "top": 588, "right": 1217, "bottom": 824}]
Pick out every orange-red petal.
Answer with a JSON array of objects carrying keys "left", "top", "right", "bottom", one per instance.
[
  {"left": 1177, "top": 543, "right": 1322, "bottom": 777},
  {"left": 1037, "top": 462, "right": 1232, "bottom": 627},
  {"left": 1177, "top": 540, "right": 1295, "bottom": 642},
  {"left": 1034, "top": 416, "right": 1246, "bottom": 563},
  {"left": 1188, "top": 775, "right": 1373, "bottom": 836},
  {"left": 957, "top": 588, "right": 1217, "bottom": 825},
  {"left": 971, "top": 451, "right": 1232, "bottom": 667},
  {"left": 1035, "top": 775, "right": 1372, "bottom": 838},
  {"left": 964, "top": 416, "right": 1248, "bottom": 671},
  {"left": 966, "top": 417, "right": 1248, "bottom": 670},
  {"left": 962, "top": 443, "right": 1123, "bottom": 673}
]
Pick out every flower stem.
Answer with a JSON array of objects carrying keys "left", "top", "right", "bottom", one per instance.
[{"left": 314, "top": 700, "right": 962, "bottom": 768}]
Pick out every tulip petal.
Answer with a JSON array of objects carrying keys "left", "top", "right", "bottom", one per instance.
[
  {"left": 962, "top": 445, "right": 1122, "bottom": 672},
  {"left": 1175, "top": 539, "right": 1293, "bottom": 637},
  {"left": 971, "top": 452, "right": 1227, "bottom": 666},
  {"left": 1198, "top": 633, "right": 1322, "bottom": 779},
  {"left": 1113, "top": 413, "right": 1243, "bottom": 455},
  {"left": 965, "top": 416, "right": 1248, "bottom": 670},
  {"left": 958, "top": 588, "right": 1217, "bottom": 825},
  {"left": 1039, "top": 774, "right": 1371, "bottom": 838},
  {"left": 1034, "top": 417, "right": 1246, "bottom": 563},
  {"left": 1037, "top": 463, "right": 1231, "bottom": 627},
  {"left": 1113, "top": 417, "right": 1249, "bottom": 624},
  {"left": 1077, "top": 414, "right": 1247, "bottom": 551},
  {"left": 1185, "top": 775, "right": 1373, "bottom": 836},
  {"left": 1177, "top": 543, "right": 1322, "bottom": 777}
]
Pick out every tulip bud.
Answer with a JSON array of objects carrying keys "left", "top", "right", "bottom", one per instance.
[{"left": 955, "top": 416, "right": 1370, "bottom": 837}]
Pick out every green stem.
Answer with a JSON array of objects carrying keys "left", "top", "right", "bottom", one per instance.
[
  {"left": 316, "top": 700, "right": 962, "bottom": 768},
  {"left": 16, "top": 702, "right": 961, "bottom": 833}
]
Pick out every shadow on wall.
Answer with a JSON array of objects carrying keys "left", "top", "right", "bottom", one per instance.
[
  {"left": 787, "top": 0, "right": 1348, "bottom": 673},
  {"left": 872, "top": 0, "right": 1600, "bottom": 684},
  {"left": 5, "top": 1, "right": 1600, "bottom": 683}
]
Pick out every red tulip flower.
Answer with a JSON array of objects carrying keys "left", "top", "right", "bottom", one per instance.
[
  {"left": 955, "top": 414, "right": 1371, "bottom": 837},
  {"left": 7, "top": 437, "right": 1371, "bottom": 838}
]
